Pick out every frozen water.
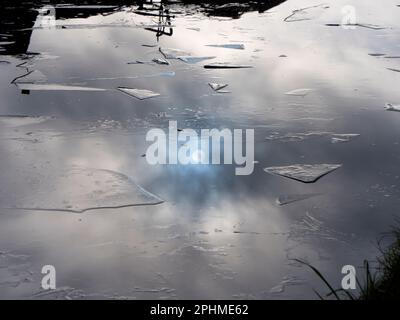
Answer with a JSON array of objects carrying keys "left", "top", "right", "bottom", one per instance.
[
  {"left": 208, "top": 83, "right": 228, "bottom": 92},
  {"left": 284, "top": 4, "right": 330, "bottom": 22},
  {"left": 385, "top": 103, "right": 400, "bottom": 112},
  {"left": 266, "top": 131, "right": 359, "bottom": 144},
  {"left": 0, "top": 115, "right": 52, "bottom": 127},
  {"left": 326, "top": 23, "right": 385, "bottom": 30},
  {"left": 289, "top": 212, "right": 351, "bottom": 244},
  {"left": 266, "top": 131, "right": 332, "bottom": 142},
  {"left": 264, "top": 164, "right": 342, "bottom": 183},
  {"left": 14, "top": 70, "right": 47, "bottom": 84},
  {"left": 159, "top": 47, "right": 190, "bottom": 59},
  {"left": 178, "top": 56, "right": 216, "bottom": 64},
  {"left": 117, "top": 87, "right": 160, "bottom": 100},
  {"left": 152, "top": 58, "right": 170, "bottom": 65},
  {"left": 276, "top": 194, "right": 321, "bottom": 206},
  {"left": 331, "top": 134, "right": 360, "bottom": 144},
  {"left": 15, "top": 83, "right": 106, "bottom": 92},
  {"left": 1, "top": 167, "right": 163, "bottom": 213},
  {"left": 0, "top": 252, "right": 33, "bottom": 289},
  {"left": 285, "top": 88, "right": 313, "bottom": 97},
  {"left": 206, "top": 44, "right": 245, "bottom": 50},
  {"left": 269, "top": 276, "right": 307, "bottom": 295}
]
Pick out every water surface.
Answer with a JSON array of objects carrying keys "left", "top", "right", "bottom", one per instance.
[{"left": 1, "top": 0, "right": 400, "bottom": 299}]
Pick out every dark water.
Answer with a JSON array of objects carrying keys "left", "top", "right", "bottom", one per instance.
[{"left": 1, "top": 0, "right": 400, "bottom": 299}]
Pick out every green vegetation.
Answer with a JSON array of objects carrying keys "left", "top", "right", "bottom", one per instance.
[{"left": 298, "top": 227, "right": 400, "bottom": 300}]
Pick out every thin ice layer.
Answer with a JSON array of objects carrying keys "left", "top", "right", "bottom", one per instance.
[
  {"left": 284, "top": 4, "right": 330, "bottom": 22},
  {"left": 2, "top": 167, "right": 163, "bottom": 213},
  {"left": 15, "top": 83, "right": 106, "bottom": 91},
  {"left": 159, "top": 47, "right": 190, "bottom": 59},
  {"left": 264, "top": 164, "right": 342, "bottom": 183},
  {"left": 285, "top": 88, "right": 313, "bottom": 96},
  {"left": 178, "top": 56, "right": 216, "bottom": 64},
  {"left": 0, "top": 115, "right": 52, "bottom": 127},
  {"left": 208, "top": 83, "right": 228, "bottom": 91},
  {"left": 385, "top": 103, "right": 400, "bottom": 112},
  {"left": 117, "top": 87, "right": 160, "bottom": 100},
  {"left": 206, "top": 44, "right": 245, "bottom": 50},
  {"left": 276, "top": 194, "right": 321, "bottom": 206}
]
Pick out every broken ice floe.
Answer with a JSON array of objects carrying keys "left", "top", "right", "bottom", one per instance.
[
  {"left": 159, "top": 47, "right": 190, "bottom": 59},
  {"left": 152, "top": 58, "right": 170, "bottom": 65},
  {"left": 208, "top": 83, "right": 229, "bottom": 92},
  {"left": 266, "top": 131, "right": 331, "bottom": 142},
  {"left": 206, "top": 44, "right": 245, "bottom": 50},
  {"left": 204, "top": 63, "right": 253, "bottom": 69},
  {"left": 276, "top": 194, "right": 321, "bottom": 206},
  {"left": 178, "top": 56, "right": 216, "bottom": 64},
  {"left": 264, "top": 164, "right": 342, "bottom": 183},
  {"left": 1, "top": 168, "right": 163, "bottom": 213},
  {"left": 385, "top": 103, "right": 400, "bottom": 112},
  {"left": 117, "top": 87, "right": 160, "bottom": 100},
  {"left": 284, "top": 4, "right": 330, "bottom": 22},
  {"left": 326, "top": 23, "right": 385, "bottom": 30},
  {"left": 15, "top": 83, "right": 106, "bottom": 92},
  {"left": 368, "top": 54, "right": 400, "bottom": 59},
  {"left": 266, "top": 132, "right": 359, "bottom": 144},
  {"left": 289, "top": 211, "right": 352, "bottom": 244},
  {"left": 387, "top": 68, "right": 400, "bottom": 73},
  {"left": 285, "top": 88, "right": 313, "bottom": 97},
  {"left": 330, "top": 134, "right": 360, "bottom": 144}
]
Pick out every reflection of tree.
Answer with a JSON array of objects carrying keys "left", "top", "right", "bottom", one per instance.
[
  {"left": 181, "top": 0, "right": 287, "bottom": 18},
  {"left": 0, "top": 2, "right": 39, "bottom": 56},
  {"left": 0, "top": 1, "right": 124, "bottom": 56},
  {"left": 142, "top": 4, "right": 173, "bottom": 41},
  {"left": 1, "top": 1, "right": 287, "bottom": 55}
]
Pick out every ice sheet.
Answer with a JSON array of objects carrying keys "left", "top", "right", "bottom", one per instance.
[
  {"left": 208, "top": 83, "right": 228, "bottom": 92},
  {"left": 264, "top": 164, "right": 342, "bottom": 183},
  {"left": 0, "top": 115, "right": 52, "bottom": 127},
  {"left": 1, "top": 167, "right": 164, "bottom": 213},
  {"left": 15, "top": 83, "right": 106, "bottom": 92},
  {"left": 285, "top": 88, "right": 313, "bottom": 97},
  {"left": 178, "top": 56, "right": 216, "bottom": 64},
  {"left": 159, "top": 47, "right": 190, "bottom": 59},
  {"left": 385, "top": 103, "right": 400, "bottom": 112},
  {"left": 117, "top": 87, "right": 160, "bottom": 100},
  {"left": 276, "top": 194, "right": 321, "bottom": 206},
  {"left": 206, "top": 44, "right": 245, "bottom": 50}
]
